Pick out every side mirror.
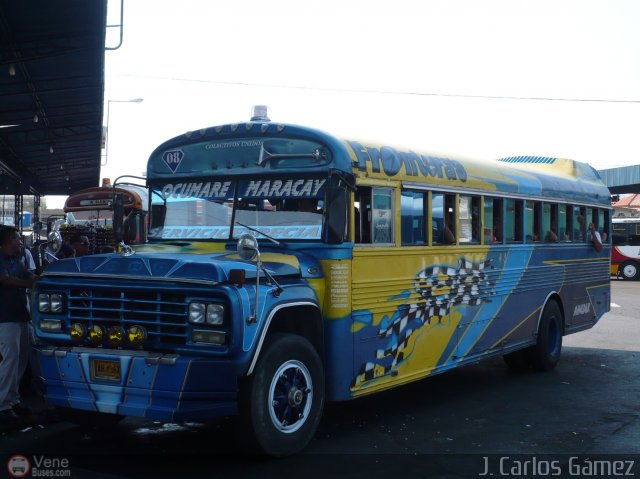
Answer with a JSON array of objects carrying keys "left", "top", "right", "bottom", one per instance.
[
  {"left": 46, "top": 230, "right": 62, "bottom": 255},
  {"left": 325, "top": 186, "right": 347, "bottom": 244},
  {"left": 113, "top": 192, "right": 125, "bottom": 243},
  {"left": 237, "top": 233, "right": 259, "bottom": 261}
]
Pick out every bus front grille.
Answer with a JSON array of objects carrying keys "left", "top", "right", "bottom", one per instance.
[{"left": 67, "top": 288, "right": 187, "bottom": 346}]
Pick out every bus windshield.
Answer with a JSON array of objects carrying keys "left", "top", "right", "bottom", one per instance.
[
  {"left": 66, "top": 210, "right": 114, "bottom": 227},
  {"left": 149, "top": 177, "right": 326, "bottom": 241}
]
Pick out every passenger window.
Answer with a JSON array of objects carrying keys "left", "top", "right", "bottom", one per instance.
[
  {"left": 401, "top": 191, "right": 426, "bottom": 245},
  {"left": 558, "top": 204, "right": 568, "bottom": 241},
  {"left": 506, "top": 199, "right": 523, "bottom": 242},
  {"left": 459, "top": 195, "right": 480, "bottom": 243},
  {"left": 432, "top": 193, "right": 456, "bottom": 244},
  {"left": 354, "top": 187, "right": 395, "bottom": 244},
  {"left": 545, "top": 203, "right": 558, "bottom": 242},
  {"left": 573, "top": 206, "right": 585, "bottom": 241},
  {"left": 372, "top": 188, "right": 394, "bottom": 244},
  {"left": 490, "top": 198, "right": 503, "bottom": 243},
  {"left": 525, "top": 201, "right": 535, "bottom": 242},
  {"left": 483, "top": 198, "right": 494, "bottom": 244}
]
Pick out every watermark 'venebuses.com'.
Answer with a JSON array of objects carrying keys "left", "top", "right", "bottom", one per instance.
[{"left": 7, "top": 455, "right": 71, "bottom": 478}]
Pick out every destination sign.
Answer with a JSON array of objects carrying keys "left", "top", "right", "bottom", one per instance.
[{"left": 348, "top": 141, "right": 467, "bottom": 182}]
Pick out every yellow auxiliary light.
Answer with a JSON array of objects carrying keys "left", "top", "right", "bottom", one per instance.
[
  {"left": 127, "top": 325, "right": 147, "bottom": 347},
  {"left": 69, "top": 323, "right": 86, "bottom": 343},
  {"left": 107, "top": 326, "right": 126, "bottom": 346},
  {"left": 88, "top": 325, "right": 105, "bottom": 346}
]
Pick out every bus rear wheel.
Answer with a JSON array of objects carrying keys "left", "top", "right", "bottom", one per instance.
[
  {"left": 527, "top": 300, "right": 563, "bottom": 371},
  {"left": 240, "top": 333, "right": 324, "bottom": 457},
  {"left": 620, "top": 261, "right": 639, "bottom": 280}
]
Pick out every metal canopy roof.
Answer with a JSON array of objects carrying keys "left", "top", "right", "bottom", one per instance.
[{"left": 0, "top": 0, "right": 107, "bottom": 196}]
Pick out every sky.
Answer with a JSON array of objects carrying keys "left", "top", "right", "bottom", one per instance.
[{"left": 46, "top": 0, "right": 640, "bottom": 208}]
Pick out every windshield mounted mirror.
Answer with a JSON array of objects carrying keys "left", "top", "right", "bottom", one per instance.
[
  {"left": 46, "top": 230, "right": 62, "bottom": 255},
  {"left": 237, "top": 233, "right": 259, "bottom": 261}
]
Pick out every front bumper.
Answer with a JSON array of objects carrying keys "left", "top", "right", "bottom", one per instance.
[{"left": 36, "top": 346, "right": 241, "bottom": 422}]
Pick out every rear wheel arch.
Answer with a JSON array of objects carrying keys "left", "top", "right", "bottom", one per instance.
[{"left": 537, "top": 293, "right": 566, "bottom": 335}]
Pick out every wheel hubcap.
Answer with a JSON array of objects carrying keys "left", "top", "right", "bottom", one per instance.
[
  {"left": 268, "top": 360, "right": 313, "bottom": 433},
  {"left": 623, "top": 264, "right": 636, "bottom": 278}
]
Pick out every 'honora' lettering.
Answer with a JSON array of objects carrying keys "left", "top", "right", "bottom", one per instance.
[{"left": 348, "top": 140, "right": 467, "bottom": 182}]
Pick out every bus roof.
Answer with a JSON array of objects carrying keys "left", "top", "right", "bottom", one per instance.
[{"left": 147, "top": 122, "right": 611, "bottom": 207}]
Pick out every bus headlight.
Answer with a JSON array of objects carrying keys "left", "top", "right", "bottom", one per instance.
[
  {"left": 38, "top": 293, "right": 51, "bottom": 312},
  {"left": 38, "top": 293, "right": 65, "bottom": 313},
  {"left": 189, "top": 302, "right": 225, "bottom": 325},
  {"left": 206, "top": 304, "right": 225, "bottom": 325},
  {"left": 188, "top": 302, "right": 206, "bottom": 324},
  {"left": 50, "top": 294, "right": 64, "bottom": 313}
]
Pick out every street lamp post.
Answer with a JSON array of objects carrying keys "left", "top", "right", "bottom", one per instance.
[{"left": 102, "top": 97, "right": 143, "bottom": 167}]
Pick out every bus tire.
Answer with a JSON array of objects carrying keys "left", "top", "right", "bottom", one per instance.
[
  {"left": 240, "top": 333, "right": 324, "bottom": 457},
  {"left": 620, "top": 261, "right": 639, "bottom": 280},
  {"left": 56, "top": 407, "right": 124, "bottom": 428},
  {"left": 528, "top": 300, "right": 563, "bottom": 372}
]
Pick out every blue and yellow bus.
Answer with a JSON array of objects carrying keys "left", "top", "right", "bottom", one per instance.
[{"left": 32, "top": 111, "right": 611, "bottom": 456}]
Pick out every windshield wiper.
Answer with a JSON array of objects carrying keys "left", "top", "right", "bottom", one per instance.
[
  {"left": 257, "top": 145, "right": 325, "bottom": 166},
  {"left": 234, "top": 221, "right": 282, "bottom": 246}
]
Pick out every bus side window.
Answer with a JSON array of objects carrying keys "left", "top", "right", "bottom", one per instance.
[
  {"left": 355, "top": 187, "right": 394, "bottom": 244},
  {"left": 573, "top": 205, "right": 585, "bottom": 241},
  {"left": 598, "top": 209, "right": 608, "bottom": 242},
  {"left": 371, "top": 188, "right": 394, "bottom": 244},
  {"left": 545, "top": 203, "right": 558, "bottom": 242},
  {"left": 525, "top": 200, "right": 535, "bottom": 241},
  {"left": 483, "top": 197, "right": 494, "bottom": 244},
  {"left": 432, "top": 193, "right": 455, "bottom": 244},
  {"left": 354, "top": 188, "right": 371, "bottom": 244},
  {"left": 401, "top": 190, "right": 426, "bottom": 245},
  {"left": 558, "top": 204, "right": 569, "bottom": 241},
  {"left": 431, "top": 193, "right": 456, "bottom": 244},
  {"left": 506, "top": 199, "right": 523, "bottom": 243},
  {"left": 533, "top": 202, "right": 542, "bottom": 241},
  {"left": 459, "top": 195, "right": 480, "bottom": 244},
  {"left": 492, "top": 198, "right": 503, "bottom": 243}
]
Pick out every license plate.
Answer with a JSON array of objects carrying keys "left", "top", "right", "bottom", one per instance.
[{"left": 90, "top": 359, "right": 122, "bottom": 382}]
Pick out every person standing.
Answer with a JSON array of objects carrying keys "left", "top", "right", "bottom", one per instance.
[{"left": 0, "top": 226, "right": 39, "bottom": 429}]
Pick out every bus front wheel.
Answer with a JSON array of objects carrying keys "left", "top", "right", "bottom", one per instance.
[
  {"left": 528, "top": 300, "right": 563, "bottom": 371},
  {"left": 240, "top": 333, "right": 325, "bottom": 457},
  {"left": 620, "top": 261, "right": 639, "bottom": 280}
]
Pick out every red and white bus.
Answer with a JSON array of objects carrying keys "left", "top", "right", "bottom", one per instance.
[
  {"left": 611, "top": 218, "right": 640, "bottom": 280},
  {"left": 62, "top": 178, "right": 148, "bottom": 253}
]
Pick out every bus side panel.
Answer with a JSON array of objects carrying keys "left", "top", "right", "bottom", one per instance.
[
  {"left": 350, "top": 246, "right": 499, "bottom": 396},
  {"left": 319, "top": 258, "right": 356, "bottom": 402},
  {"left": 347, "top": 243, "right": 610, "bottom": 397}
]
